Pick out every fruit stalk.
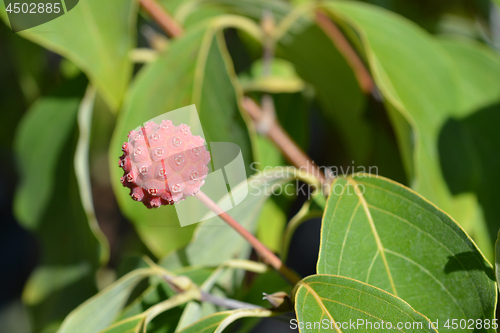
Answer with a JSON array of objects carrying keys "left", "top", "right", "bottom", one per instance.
[{"left": 195, "top": 191, "right": 301, "bottom": 285}]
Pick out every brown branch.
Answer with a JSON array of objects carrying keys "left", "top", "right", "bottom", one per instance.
[
  {"left": 139, "top": 0, "right": 183, "bottom": 38},
  {"left": 243, "top": 97, "right": 327, "bottom": 185},
  {"left": 315, "top": 11, "right": 374, "bottom": 94}
]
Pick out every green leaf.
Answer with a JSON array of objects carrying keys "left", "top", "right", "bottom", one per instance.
[
  {"left": 496, "top": 228, "right": 500, "bottom": 292},
  {"left": 1, "top": 0, "right": 137, "bottom": 110},
  {"left": 318, "top": 174, "right": 496, "bottom": 331},
  {"left": 436, "top": 39, "right": 500, "bottom": 260},
  {"left": 98, "top": 315, "right": 144, "bottom": 333},
  {"left": 324, "top": 0, "right": 455, "bottom": 206},
  {"left": 323, "top": 1, "right": 500, "bottom": 256},
  {"left": 57, "top": 268, "right": 157, "bottom": 333},
  {"left": 174, "top": 260, "right": 268, "bottom": 331},
  {"left": 438, "top": 103, "right": 500, "bottom": 265},
  {"left": 177, "top": 309, "right": 273, "bottom": 333},
  {"left": 14, "top": 76, "right": 103, "bottom": 331},
  {"left": 14, "top": 76, "right": 85, "bottom": 229},
  {"left": 143, "top": 289, "right": 200, "bottom": 331},
  {"left": 110, "top": 21, "right": 255, "bottom": 258},
  {"left": 163, "top": 0, "right": 291, "bottom": 22},
  {"left": 74, "top": 86, "right": 109, "bottom": 265},
  {"left": 438, "top": 38, "right": 500, "bottom": 117},
  {"left": 239, "top": 58, "right": 305, "bottom": 93},
  {"left": 119, "top": 266, "right": 214, "bottom": 320},
  {"left": 294, "top": 274, "right": 436, "bottom": 333}
]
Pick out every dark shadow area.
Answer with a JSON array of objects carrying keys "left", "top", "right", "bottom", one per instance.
[
  {"left": 444, "top": 251, "right": 495, "bottom": 280},
  {"left": 285, "top": 217, "right": 322, "bottom": 278},
  {"left": 438, "top": 103, "right": 500, "bottom": 250}
]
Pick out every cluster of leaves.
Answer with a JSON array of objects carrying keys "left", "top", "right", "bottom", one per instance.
[{"left": 2, "top": 0, "right": 500, "bottom": 332}]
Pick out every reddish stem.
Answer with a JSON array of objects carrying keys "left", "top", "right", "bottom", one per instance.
[
  {"left": 195, "top": 191, "right": 301, "bottom": 285},
  {"left": 315, "top": 11, "right": 374, "bottom": 94}
]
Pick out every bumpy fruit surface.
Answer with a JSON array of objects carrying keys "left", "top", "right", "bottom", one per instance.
[{"left": 119, "top": 120, "right": 211, "bottom": 208}]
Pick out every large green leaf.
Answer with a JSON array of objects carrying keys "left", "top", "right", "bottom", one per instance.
[
  {"left": 110, "top": 21, "right": 255, "bottom": 258},
  {"left": 294, "top": 275, "right": 436, "bottom": 333},
  {"left": 177, "top": 309, "right": 273, "bottom": 333},
  {"left": 14, "top": 76, "right": 104, "bottom": 331},
  {"left": 98, "top": 315, "right": 143, "bottom": 333},
  {"left": 74, "top": 86, "right": 109, "bottom": 265},
  {"left": 439, "top": 102, "right": 500, "bottom": 269},
  {"left": 238, "top": 58, "right": 305, "bottom": 93},
  {"left": 0, "top": 0, "right": 137, "bottom": 110},
  {"left": 317, "top": 174, "right": 496, "bottom": 332},
  {"left": 436, "top": 39, "right": 500, "bottom": 259},
  {"left": 323, "top": 1, "right": 500, "bottom": 257},
  {"left": 325, "top": 1, "right": 457, "bottom": 208},
  {"left": 438, "top": 39, "right": 500, "bottom": 117},
  {"left": 57, "top": 268, "right": 157, "bottom": 333}
]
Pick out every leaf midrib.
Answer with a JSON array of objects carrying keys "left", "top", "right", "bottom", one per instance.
[
  {"left": 357, "top": 179, "right": 487, "bottom": 320},
  {"left": 346, "top": 177, "right": 398, "bottom": 296},
  {"left": 300, "top": 282, "right": 342, "bottom": 333}
]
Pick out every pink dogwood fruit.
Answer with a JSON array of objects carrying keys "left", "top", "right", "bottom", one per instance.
[{"left": 119, "top": 120, "right": 211, "bottom": 208}]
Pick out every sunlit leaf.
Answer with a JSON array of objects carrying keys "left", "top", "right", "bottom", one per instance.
[
  {"left": 74, "top": 86, "right": 109, "bottom": 265},
  {"left": 98, "top": 315, "right": 144, "bottom": 333},
  {"left": 239, "top": 58, "right": 305, "bottom": 93},
  {"left": 295, "top": 274, "right": 436, "bottom": 333},
  {"left": 317, "top": 174, "right": 496, "bottom": 331},
  {"left": 323, "top": 2, "right": 500, "bottom": 259},
  {"left": 438, "top": 38, "right": 500, "bottom": 117},
  {"left": 177, "top": 308, "right": 273, "bottom": 333},
  {"left": 57, "top": 268, "right": 157, "bottom": 333},
  {"left": 0, "top": 0, "right": 137, "bottom": 110}
]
